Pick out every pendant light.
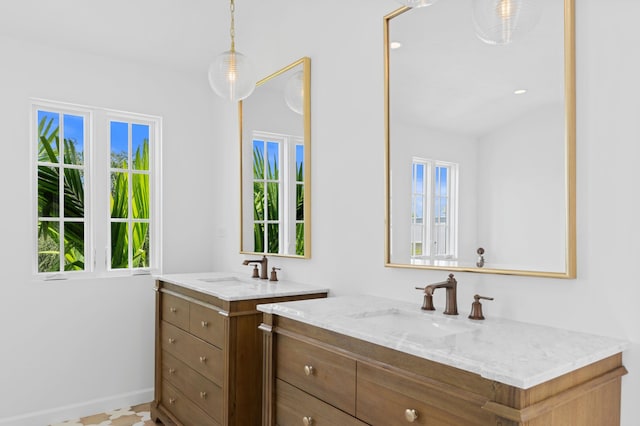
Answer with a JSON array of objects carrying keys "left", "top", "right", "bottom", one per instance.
[
  {"left": 284, "top": 71, "right": 304, "bottom": 115},
  {"left": 394, "top": 0, "right": 439, "bottom": 7},
  {"left": 473, "top": 0, "right": 542, "bottom": 46},
  {"left": 208, "top": 0, "right": 256, "bottom": 102}
]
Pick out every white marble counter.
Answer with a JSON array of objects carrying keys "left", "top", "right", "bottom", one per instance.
[
  {"left": 257, "top": 295, "right": 629, "bottom": 389},
  {"left": 154, "top": 272, "right": 329, "bottom": 301}
]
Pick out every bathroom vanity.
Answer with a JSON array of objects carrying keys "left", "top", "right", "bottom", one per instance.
[
  {"left": 151, "top": 273, "right": 328, "bottom": 426},
  {"left": 259, "top": 296, "right": 628, "bottom": 425}
]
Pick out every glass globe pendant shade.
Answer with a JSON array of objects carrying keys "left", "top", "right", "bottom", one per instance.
[
  {"left": 394, "top": 0, "right": 438, "bottom": 7},
  {"left": 473, "top": 0, "right": 542, "bottom": 45},
  {"left": 284, "top": 71, "right": 304, "bottom": 115},
  {"left": 208, "top": 49, "right": 257, "bottom": 102}
]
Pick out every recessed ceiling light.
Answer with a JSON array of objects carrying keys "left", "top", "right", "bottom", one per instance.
[
  {"left": 514, "top": 89, "right": 527, "bottom": 95},
  {"left": 390, "top": 41, "right": 403, "bottom": 50}
]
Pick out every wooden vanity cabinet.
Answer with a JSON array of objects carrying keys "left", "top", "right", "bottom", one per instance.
[
  {"left": 261, "top": 315, "right": 627, "bottom": 426},
  {"left": 151, "top": 280, "right": 327, "bottom": 426}
]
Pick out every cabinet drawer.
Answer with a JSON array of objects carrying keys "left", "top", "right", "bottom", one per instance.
[
  {"left": 190, "top": 302, "right": 225, "bottom": 349},
  {"left": 162, "top": 293, "right": 190, "bottom": 330},
  {"left": 161, "top": 380, "right": 220, "bottom": 426},
  {"left": 275, "top": 379, "right": 366, "bottom": 426},
  {"left": 356, "top": 362, "right": 492, "bottom": 426},
  {"left": 162, "top": 351, "right": 223, "bottom": 423},
  {"left": 276, "top": 334, "right": 356, "bottom": 415},
  {"left": 162, "top": 321, "right": 224, "bottom": 385}
]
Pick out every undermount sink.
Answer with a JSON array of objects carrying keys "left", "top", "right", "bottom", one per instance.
[
  {"left": 198, "top": 276, "right": 254, "bottom": 286},
  {"left": 347, "top": 308, "right": 474, "bottom": 339}
]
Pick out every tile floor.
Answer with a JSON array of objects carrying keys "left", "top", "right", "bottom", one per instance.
[{"left": 50, "top": 403, "right": 156, "bottom": 426}]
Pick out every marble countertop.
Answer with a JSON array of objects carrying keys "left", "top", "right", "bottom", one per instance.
[
  {"left": 154, "top": 272, "right": 329, "bottom": 302},
  {"left": 257, "top": 295, "right": 629, "bottom": 389}
]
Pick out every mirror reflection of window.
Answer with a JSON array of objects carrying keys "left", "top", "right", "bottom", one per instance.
[
  {"left": 410, "top": 158, "right": 458, "bottom": 264},
  {"left": 252, "top": 131, "right": 304, "bottom": 256}
]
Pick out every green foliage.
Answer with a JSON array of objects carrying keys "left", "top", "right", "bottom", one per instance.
[
  {"left": 37, "top": 116, "right": 150, "bottom": 273},
  {"left": 252, "top": 144, "right": 305, "bottom": 256}
]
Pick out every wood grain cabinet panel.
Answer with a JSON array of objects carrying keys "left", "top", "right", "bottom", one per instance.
[
  {"left": 152, "top": 280, "right": 327, "bottom": 426},
  {"left": 276, "top": 334, "right": 356, "bottom": 415},
  {"left": 162, "top": 293, "right": 190, "bottom": 330},
  {"left": 161, "top": 380, "right": 220, "bottom": 426},
  {"left": 189, "top": 302, "right": 225, "bottom": 349},
  {"left": 275, "top": 379, "right": 367, "bottom": 426}
]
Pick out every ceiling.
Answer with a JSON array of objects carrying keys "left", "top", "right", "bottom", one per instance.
[{"left": 0, "top": 0, "right": 232, "bottom": 73}]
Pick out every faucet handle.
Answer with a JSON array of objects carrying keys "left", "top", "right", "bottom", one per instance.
[
  {"left": 468, "top": 294, "right": 494, "bottom": 320},
  {"left": 415, "top": 287, "right": 435, "bottom": 311},
  {"left": 251, "top": 265, "right": 260, "bottom": 278},
  {"left": 269, "top": 267, "right": 281, "bottom": 282}
]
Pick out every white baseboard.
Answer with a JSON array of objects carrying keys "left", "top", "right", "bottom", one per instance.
[{"left": 0, "top": 388, "right": 154, "bottom": 426}]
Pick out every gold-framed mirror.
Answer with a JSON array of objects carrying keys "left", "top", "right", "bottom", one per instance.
[
  {"left": 240, "top": 57, "right": 311, "bottom": 258},
  {"left": 384, "top": 0, "right": 575, "bottom": 278}
]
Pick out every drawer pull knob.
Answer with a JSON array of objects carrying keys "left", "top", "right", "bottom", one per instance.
[
  {"left": 168, "top": 338, "right": 176, "bottom": 344},
  {"left": 303, "top": 365, "right": 315, "bottom": 376},
  {"left": 404, "top": 408, "right": 419, "bottom": 422},
  {"left": 169, "top": 307, "right": 177, "bottom": 313},
  {"left": 169, "top": 397, "right": 176, "bottom": 405},
  {"left": 199, "top": 356, "right": 207, "bottom": 363},
  {"left": 168, "top": 368, "right": 176, "bottom": 375},
  {"left": 201, "top": 320, "right": 208, "bottom": 327},
  {"left": 200, "top": 391, "right": 207, "bottom": 399},
  {"left": 302, "top": 416, "right": 314, "bottom": 426}
]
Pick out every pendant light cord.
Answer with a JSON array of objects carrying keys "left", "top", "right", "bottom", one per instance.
[{"left": 229, "top": 0, "right": 236, "bottom": 52}]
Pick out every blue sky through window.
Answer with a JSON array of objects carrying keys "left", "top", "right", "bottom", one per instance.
[{"left": 111, "top": 121, "right": 128, "bottom": 167}]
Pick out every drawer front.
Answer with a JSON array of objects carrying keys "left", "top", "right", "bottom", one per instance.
[
  {"left": 275, "top": 379, "right": 366, "bottom": 426},
  {"left": 357, "top": 362, "right": 493, "bottom": 426},
  {"left": 162, "top": 351, "right": 223, "bottom": 423},
  {"left": 276, "top": 334, "right": 356, "bottom": 415},
  {"left": 162, "top": 321, "right": 224, "bottom": 385},
  {"left": 190, "top": 302, "right": 225, "bottom": 349},
  {"left": 162, "top": 293, "right": 190, "bottom": 330},
  {"left": 161, "top": 380, "right": 220, "bottom": 426}
]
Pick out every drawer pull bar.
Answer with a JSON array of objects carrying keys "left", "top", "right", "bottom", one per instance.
[
  {"left": 199, "top": 356, "right": 207, "bottom": 363},
  {"left": 302, "top": 416, "right": 314, "bottom": 426},
  {"left": 304, "top": 365, "right": 315, "bottom": 376},
  {"left": 200, "top": 391, "right": 207, "bottom": 399},
  {"left": 169, "top": 307, "right": 177, "bottom": 313},
  {"left": 169, "top": 397, "right": 177, "bottom": 405},
  {"left": 168, "top": 338, "right": 176, "bottom": 344},
  {"left": 404, "top": 408, "right": 419, "bottom": 422},
  {"left": 201, "top": 320, "right": 209, "bottom": 327},
  {"left": 168, "top": 368, "right": 176, "bottom": 375}
]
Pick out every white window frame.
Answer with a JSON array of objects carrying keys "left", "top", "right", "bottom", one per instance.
[
  {"left": 31, "top": 99, "right": 163, "bottom": 280},
  {"left": 252, "top": 131, "right": 302, "bottom": 256},
  {"left": 411, "top": 157, "right": 459, "bottom": 261}
]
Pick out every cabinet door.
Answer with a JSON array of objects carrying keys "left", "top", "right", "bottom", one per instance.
[
  {"left": 162, "top": 293, "right": 189, "bottom": 330},
  {"left": 357, "top": 362, "right": 494, "bottom": 426},
  {"left": 190, "top": 302, "right": 225, "bottom": 349},
  {"left": 162, "top": 321, "right": 224, "bottom": 385},
  {"left": 275, "top": 379, "right": 367, "bottom": 426},
  {"left": 162, "top": 351, "right": 223, "bottom": 423},
  {"left": 276, "top": 334, "right": 356, "bottom": 415}
]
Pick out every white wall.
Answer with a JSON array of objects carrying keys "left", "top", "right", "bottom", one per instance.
[
  {"left": 477, "top": 103, "right": 566, "bottom": 271},
  {"left": 2, "top": 0, "right": 639, "bottom": 424},
  {"left": 0, "top": 36, "right": 219, "bottom": 424},
  {"left": 212, "top": 1, "right": 640, "bottom": 424}
]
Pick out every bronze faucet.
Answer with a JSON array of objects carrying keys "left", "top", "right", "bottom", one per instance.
[
  {"left": 415, "top": 273, "right": 458, "bottom": 315},
  {"left": 242, "top": 255, "right": 268, "bottom": 279}
]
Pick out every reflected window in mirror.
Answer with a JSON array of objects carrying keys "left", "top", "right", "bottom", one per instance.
[
  {"left": 240, "top": 57, "right": 311, "bottom": 258},
  {"left": 251, "top": 132, "right": 304, "bottom": 256},
  {"left": 410, "top": 158, "right": 458, "bottom": 264}
]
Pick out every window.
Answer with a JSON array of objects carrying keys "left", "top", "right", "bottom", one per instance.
[
  {"left": 252, "top": 131, "right": 304, "bottom": 256},
  {"left": 33, "top": 101, "right": 161, "bottom": 278},
  {"left": 410, "top": 158, "right": 458, "bottom": 261}
]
